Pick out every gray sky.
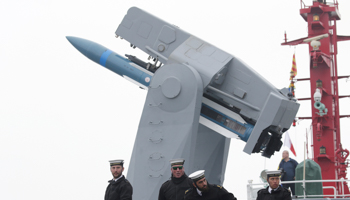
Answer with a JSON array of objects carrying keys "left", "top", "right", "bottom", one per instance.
[{"left": 1, "top": 0, "right": 350, "bottom": 199}]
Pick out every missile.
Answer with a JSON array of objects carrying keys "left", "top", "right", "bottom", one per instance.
[
  {"left": 66, "top": 36, "right": 257, "bottom": 145},
  {"left": 66, "top": 36, "right": 153, "bottom": 89}
]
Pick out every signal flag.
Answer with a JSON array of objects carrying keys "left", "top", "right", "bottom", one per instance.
[
  {"left": 284, "top": 132, "right": 297, "bottom": 157},
  {"left": 290, "top": 53, "right": 297, "bottom": 80}
]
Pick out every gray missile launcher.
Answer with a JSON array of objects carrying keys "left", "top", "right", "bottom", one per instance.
[{"left": 67, "top": 7, "right": 299, "bottom": 200}]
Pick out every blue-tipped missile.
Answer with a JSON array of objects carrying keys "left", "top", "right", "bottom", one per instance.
[
  {"left": 66, "top": 36, "right": 256, "bottom": 145},
  {"left": 66, "top": 36, "right": 153, "bottom": 88}
]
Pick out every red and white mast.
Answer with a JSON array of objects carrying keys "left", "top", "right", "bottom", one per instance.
[{"left": 282, "top": 0, "right": 350, "bottom": 196}]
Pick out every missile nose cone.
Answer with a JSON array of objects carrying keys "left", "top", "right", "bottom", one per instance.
[
  {"left": 66, "top": 35, "right": 153, "bottom": 88},
  {"left": 66, "top": 36, "right": 107, "bottom": 64},
  {"left": 66, "top": 36, "right": 91, "bottom": 57}
]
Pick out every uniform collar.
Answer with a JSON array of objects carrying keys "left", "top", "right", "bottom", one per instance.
[
  {"left": 268, "top": 186, "right": 280, "bottom": 193},
  {"left": 196, "top": 188, "right": 202, "bottom": 196},
  {"left": 113, "top": 174, "right": 124, "bottom": 182},
  {"left": 195, "top": 184, "right": 211, "bottom": 196},
  {"left": 171, "top": 173, "right": 188, "bottom": 184}
]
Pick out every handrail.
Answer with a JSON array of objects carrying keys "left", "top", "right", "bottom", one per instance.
[
  {"left": 342, "top": 178, "right": 345, "bottom": 197},
  {"left": 323, "top": 186, "right": 336, "bottom": 198},
  {"left": 247, "top": 179, "right": 350, "bottom": 185},
  {"left": 246, "top": 179, "right": 350, "bottom": 199}
]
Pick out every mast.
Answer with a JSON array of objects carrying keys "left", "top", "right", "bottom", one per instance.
[{"left": 282, "top": 0, "right": 350, "bottom": 196}]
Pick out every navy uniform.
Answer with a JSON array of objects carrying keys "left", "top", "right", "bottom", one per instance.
[
  {"left": 158, "top": 159, "right": 193, "bottom": 200},
  {"left": 256, "top": 170, "right": 291, "bottom": 200},
  {"left": 105, "top": 160, "right": 133, "bottom": 200},
  {"left": 184, "top": 170, "right": 236, "bottom": 200}
]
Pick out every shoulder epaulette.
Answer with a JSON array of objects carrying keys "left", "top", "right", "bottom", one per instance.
[
  {"left": 216, "top": 185, "right": 223, "bottom": 189},
  {"left": 285, "top": 187, "right": 291, "bottom": 193},
  {"left": 185, "top": 188, "right": 192, "bottom": 194}
]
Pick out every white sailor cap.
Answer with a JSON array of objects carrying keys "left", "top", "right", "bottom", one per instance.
[
  {"left": 266, "top": 170, "right": 281, "bottom": 179},
  {"left": 189, "top": 170, "right": 205, "bottom": 182},
  {"left": 109, "top": 159, "right": 124, "bottom": 166},
  {"left": 169, "top": 158, "right": 185, "bottom": 166}
]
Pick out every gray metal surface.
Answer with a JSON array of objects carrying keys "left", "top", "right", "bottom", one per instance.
[
  {"left": 127, "top": 63, "right": 204, "bottom": 199},
  {"left": 67, "top": 6, "right": 300, "bottom": 200},
  {"left": 115, "top": 7, "right": 299, "bottom": 199}
]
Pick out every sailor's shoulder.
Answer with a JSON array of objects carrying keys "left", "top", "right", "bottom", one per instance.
[
  {"left": 209, "top": 184, "right": 226, "bottom": 191},
  {"left": 215, "top": 184, "right": 223, "bottom": 189},
  {"left": 159, "top": 180, "right": 172, "bottom": 189},
  {"left": 281, "top": 186, "right": 291, "bottom": 194},
  {"left": 185, "top": 188, "right": 193, "bottom": 195},
  {"left": 257, "top": 187, "right": 268, "bottom": 194}
]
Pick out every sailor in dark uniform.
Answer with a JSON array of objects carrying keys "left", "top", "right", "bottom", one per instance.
[
  {"left": 158, "top": 159, "right": 193, "bottom": 200},
  {"left": 105, "top": 159, "right": 133, "bottom": 200},
  {"left": 256, "top": 170, "right": 291, "bottom": 200},
  {"left": 184, "top": 170, "right": 237, "bottom": 200}
]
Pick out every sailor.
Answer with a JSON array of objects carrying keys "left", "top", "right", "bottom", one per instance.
[
  {"left": 184, "top": 170, "right": 237, "bottom": 200},
  {"left": 256, "top": 170, "right": 291, "bottom": 200},
  {"left": 105, "top": 159, "right": 133, "bottom": 200},
  {"left": 158, "top": 158, "right": 193, "bottom": 200}
]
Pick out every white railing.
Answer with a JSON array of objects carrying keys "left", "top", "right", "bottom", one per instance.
[{"left": 247, "top": 178, "right": 350, "bottom": 200}]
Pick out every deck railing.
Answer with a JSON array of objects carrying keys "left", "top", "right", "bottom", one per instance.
[{"left": 247, "top": 178, "right": 350, "bottom": 200}]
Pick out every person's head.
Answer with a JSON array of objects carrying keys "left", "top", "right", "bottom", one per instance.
[
  {"left": 266, "top": 170, "right": 281, "bottom": 189},
  {"left": 109, "top": 159, "right": 124, "bottom": 179},
  {"left": 282, "top": 150, "right": 289, "bottom": 159},
  {"left": 189, "top": 170, "right": 209, "bottom": 192},
  {"left": 193, "top": 177, "right": 208, "bottom": 191},
  {"left": 170, "top": 159, "right": 185, "bottom": 178}
]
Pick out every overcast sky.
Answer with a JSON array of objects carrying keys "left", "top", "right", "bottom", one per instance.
[{"left": 1, "top": 0, "right": 350, "bottom": 199}]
